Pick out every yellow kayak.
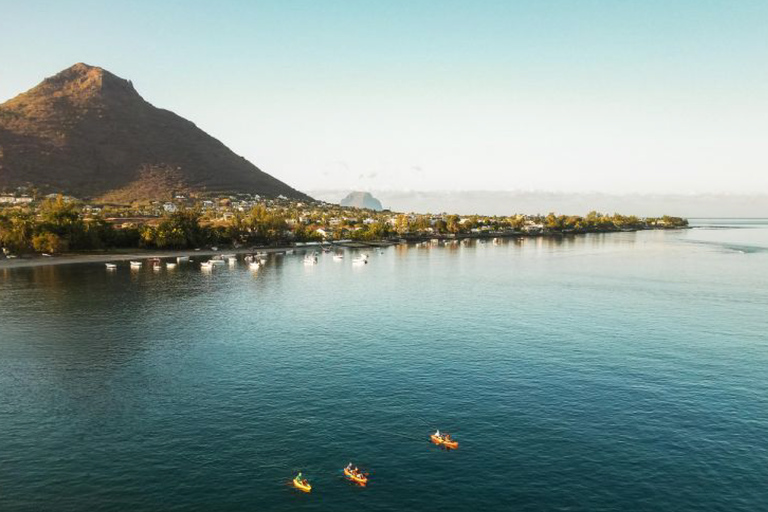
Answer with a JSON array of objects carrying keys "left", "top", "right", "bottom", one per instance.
[
  {"left": 431, "top": 434, "right": 459, "bottom": 449},
  {"left": 293, "top": 477, "right": 311, "bottom": 493},
  {"left": 344, "top": 467, "right": 368, "bottom": 486}
]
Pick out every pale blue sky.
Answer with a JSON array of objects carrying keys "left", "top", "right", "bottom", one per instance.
[{"left": 1, "top": 0, "right": 766, "bottom": 194}]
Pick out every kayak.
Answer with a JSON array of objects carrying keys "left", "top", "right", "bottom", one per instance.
[
  {"left": 430, "top": 434, "right": 459, "bottom": 449},
  {"left": 344, "top": 467, "right": 368, "bottom": 486},
  {"left": 293, "top": 477, "right": 311, "bottom": 493}
]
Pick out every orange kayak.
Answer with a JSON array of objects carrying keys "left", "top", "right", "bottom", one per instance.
[
  {"left": 431, "top": 434, "right": 459, "bottom": 449},
  {"left": 293, "top": 477, "right": 311, "bottom": 493},
  {"left": 344, "top": 467, "right": 368, "bottom": 486}
]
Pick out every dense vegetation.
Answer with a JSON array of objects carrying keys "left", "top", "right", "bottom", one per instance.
[{"left": 0, "top": 196, "right": 688, "bottom": 255}]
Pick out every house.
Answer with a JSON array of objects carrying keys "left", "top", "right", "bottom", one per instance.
[
  {"left": 163, "top": 202, "right": 178, "bottom": 213},
  {"left": 315, "top": 228, "right": 333, "bottom": 239}
]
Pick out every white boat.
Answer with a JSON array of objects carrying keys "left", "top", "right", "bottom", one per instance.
[
  {"left": 333, "top": 253, "right": 344, "bottom": 261},
  {"left": 166, "top": 263, "right": 177, "bottom": 269},
  {"left": 105, "top": 263, "right": 117, "bottom": 270},
  {"left": 227, "top": 257, "right": 237, "bottom": 265},
  {"left": 353, "top": 254, "right": 368, "bottom": 265},
  {"left": 211, "top": 259, "right": 226, "bottom": 266},
  {"left": 177, "top": 256, "right": 189, "bottom": 263},
  {"left": 249, "top": 261, "right": 261, "bottom": 270},
  {"left": 285, "top": 249, "right": 295, "bottom": 254},
  {"left": 130, "top": 261, "right": 142, "bottom": 268},
  {"left": 200, "top": 261, "right": 214, "bottom": 270},
  {"left": 304, "top": 253, "right": 318, "bottom": 265}
]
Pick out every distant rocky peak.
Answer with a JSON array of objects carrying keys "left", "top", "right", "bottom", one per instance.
[{"left": 340, "top": 191, "right": 383, "bottom": 211}]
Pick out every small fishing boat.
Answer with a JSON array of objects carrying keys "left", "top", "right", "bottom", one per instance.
[
  {"left": 352, "top": 254, "right": 368, "bottom": 265},
  {"left": 105, "top": 263, "right": 117, "bottom": 270},
  {"left": 177, "top": 256, "right": 189, "bottom": 263},
  {"left": 211, "top": 259, "right": 226, "bottom": 266},
  {"left": 249, "top": 261, "right": 260, "bottom": 270},
  {"left": 200, "top": 261, "right": 214, "bottom": 270},
  {"left": 333, "top": 253, "right": 344, "bottom": 261},
  {"left": 304, "top": 253, "right": 318, "bottom": 265},
  {"left": 227, "top": 257, "right": 237, "bottom": 265},
  {"left": 130, "top": 261, "right": 142, "bottom": 268},
  {"left": 166, "top": 263, "right": 177, "bottom": 269}
]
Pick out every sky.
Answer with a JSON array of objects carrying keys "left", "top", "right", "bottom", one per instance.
[{"left": 1, "top": 0, "right": 767, "bottom": 197}]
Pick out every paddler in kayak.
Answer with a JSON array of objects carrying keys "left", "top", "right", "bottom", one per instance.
[
  {"left": 344, "top": 462, "right": 368, "bottom": 486},
  {"left": 293, "top": 472, "right": 311, "bottom": 492},
  {"left": 431, "top": 429, "right": 459, "bottom": 448}
]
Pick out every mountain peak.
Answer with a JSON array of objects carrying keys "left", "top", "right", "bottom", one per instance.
[
  {"left": 2, "top": 63, "right": 140, "bottom": 111},
  {"left": 0, "top": 64, "right": 310, "bottom": 201}
]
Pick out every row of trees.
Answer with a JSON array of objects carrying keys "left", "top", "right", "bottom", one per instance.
[
  {"left": 1, "top": 198, "right": 688, "bottom": 255},
  {"left": 0, "top": 197, "right": 140, "bottom": 254},
  {"left": 0, "top": 200, "right": 323, "bottom": 254}
]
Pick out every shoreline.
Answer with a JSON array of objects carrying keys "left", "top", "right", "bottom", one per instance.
[
  {"left": 0, "top": 246, "right": 297, "bottom": 270},
  {"left": 0, "top": 227, "right": 689, "bottom": 270}
]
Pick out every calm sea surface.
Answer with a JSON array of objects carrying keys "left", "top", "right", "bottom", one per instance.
[{"left": 1, "top": 220, "right": 767, "bottom": 511}]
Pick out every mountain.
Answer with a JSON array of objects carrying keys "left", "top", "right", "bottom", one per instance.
[
  {"left": 0, "top": 63, "right": 310, "bottom": 201},
  {"left": 339, "top": 191, "right": 383, "bottom": 211}
]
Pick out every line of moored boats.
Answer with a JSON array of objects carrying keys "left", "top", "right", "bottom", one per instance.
[{"left": 105, "top": 249, "right": 371, "bottom": 271}]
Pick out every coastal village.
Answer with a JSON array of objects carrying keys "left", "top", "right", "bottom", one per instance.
[{"left": 0, "top": 187, "right": 688, "bottom": 258}]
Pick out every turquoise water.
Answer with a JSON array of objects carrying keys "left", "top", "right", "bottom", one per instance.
[{"left": 1, "top": 221, "right": 767, "bottom": 511}]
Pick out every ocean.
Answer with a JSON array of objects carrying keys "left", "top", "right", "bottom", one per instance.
[{"left": 1, "top": 220, "right": 767, "bottom": 511}]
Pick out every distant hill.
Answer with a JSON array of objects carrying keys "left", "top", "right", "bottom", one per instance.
[
  {"left": 339, "top": 191, "right": 383, "bottom": 211},
  {"left": 0, "top": 63, "right": 310, "bottom": 202}
]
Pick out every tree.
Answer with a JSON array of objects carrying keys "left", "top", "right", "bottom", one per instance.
[
  {"left": 446, "top": 214, "right": 461, "bottom": 234},
  {"left": 32, "top": 233, "right": 67, "bottom": 254}
]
